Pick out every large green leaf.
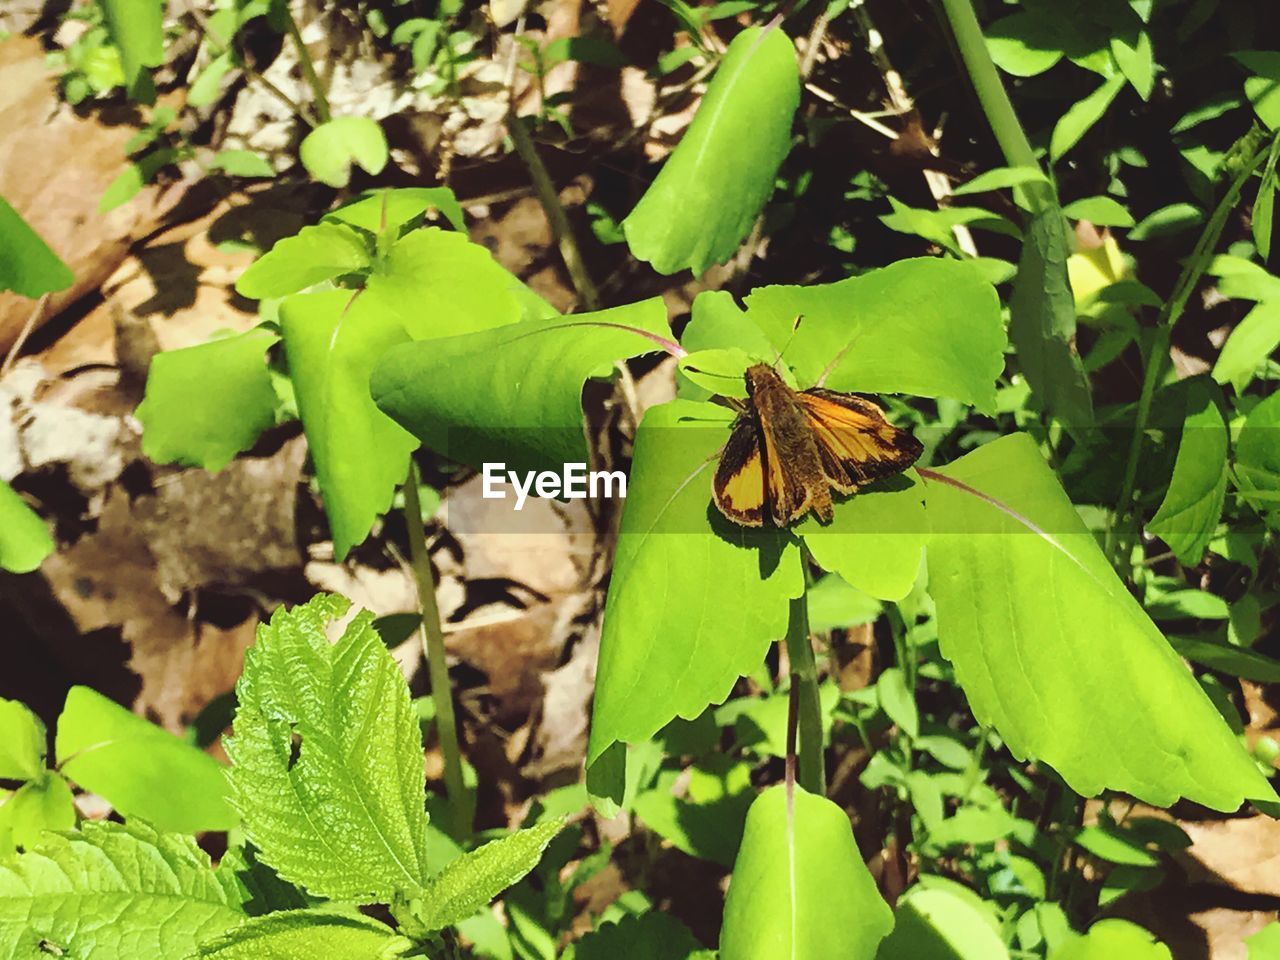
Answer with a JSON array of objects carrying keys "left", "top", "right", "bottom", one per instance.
[
  {"left": 1048, "top": 919, "right": 1171, "bottom": 960},
  {"left": 1009, "top": 206, "right": 1094, "bottom": 428},
  {"left": 99, "top": 0, "right": 164, "bottom": 101},
  {"left": 622, "top": 26, "right": 799, "bottom": 276},
  {"left": 0, "top": 195, "right": 73, "bottom": 297},
  {"left": 1234, "top": 390, "right": 1280, "bottom": 527},
  {"left": 0, "top": 480, "right": 52, "bottom": 574},
  {"left": 876, "top": 886, "right": 1008, "bottom": 960},
  {"left": 281, "top": 289, "right": 418, "bottom": 560},
  {"left": 924, "top": 434, "right": 1275, "bottom": 810},
  {"left": 587, "top": 400, "right": 802, "bottom": 764},
  {"left": 137, "top": 329, "right": 281, "bottom": 472},
  {"left": 407, "top": 819, "right": 563, "bottom": 933},
  {"left": 1146, "top": 378, "right": 1228, "bottom": 564},
  {"left": 0, "top": 821, "right": 243, "bottom": 959},
  {"left": 720, "top": 785, "right": 893, "bottom": 960},
  {"left": 744, "top": 258, "right": 1005, "bottom": 413},
  {"left": 56, "top": 685, "right": 237, "bottom": 833},
  {"left": 0, "top": 698, "right": 46, "bottom": 781},
  {"left": 195, "top": 910, "right": 411, "bottom": 958},
  {"left": 226, "top": 594, "right": 431, "bottom": 900},
  {"left": 235, "top": 222, "right": 372, "bottom": 300},
  {"left": 372, "top": 299, "right": 672, "bottom": 475}
]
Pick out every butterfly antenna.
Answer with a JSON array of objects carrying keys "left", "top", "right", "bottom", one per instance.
[{"left": 771, "top": 314, "right": 805, "bottom": 370}]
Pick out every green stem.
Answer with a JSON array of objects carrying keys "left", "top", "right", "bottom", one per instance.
[
  {"left": 402, "top": 463, "right": 467, "bottom": 835},
  {"left": 785, "top": 587, "right": 825, "bottom": 796},
  {"left": 282, "top": 6, "right": 332, "bottom": 124},
  {"left": 505, "top": 111, "right": 601, "bottom": 311}
]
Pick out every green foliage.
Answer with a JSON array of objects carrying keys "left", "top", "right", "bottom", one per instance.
[
  {"left": 0, "top": 821, "right": 244, "bottom": 959},
  {"left": 57, "top": 685, "right": 238, "bottom": 833},
  {"left": 0, "top": 699, "right": 46, "bottom": 781},
  {"left": 877, "top": 886, "right": 1009, "bottom": 960},
  {"left": 235, "top": 223, "right": 373, "bottom": 300},
  {"left": 136, "top": 329, "right": 282, "bottom": 472},
  {"left": 299, "top": 117, "right": 389, "bottom": 188},
  {"left": 622, "top": 26, "right": 800, "bottom": 276},
  {"left": 719, "top": 785, "right": 893, "bottom": 960},
  {"left": 0, "top": 480, "right": 52, "bottom": 574},
  {"left": 98, "top": 0, "right": 163, "bottom": 101},
  {"left": 195, "top": 910, "right": 411, "bottom": 958},
  {"left": 1234, "top": 390, "right": 1280, "bottom": 526},
  {"left": 1049, "top": 919, "right": 1171, "bottom": 959},
  {"left": 225, "top": 594, "right": 431, "bottom": 900},
  {"left": 572, "top": 912, "right": 707, "bottom": 960},
  {"left": 0, "top": 196, "right": 74, "bottom": 298}
]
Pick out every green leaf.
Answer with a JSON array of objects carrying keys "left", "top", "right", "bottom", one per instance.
[
  {"left": 745, "top": 258, "right": 1006, "bottom": 414},
  {"left": 235, "top": 222, "right": 372, "bottom": 300},
  {"left": 100, "top": 0, "right": 163, "bottom": 100},
  {"left": 1050, "top": 75, "right": 1126, "bottom": 163},
  {"left": 1170, "top": 635, "right": 1280, "bottom": 683},
  {"left": 0, "top": 480, "right": 52, "bottom": 574},
  {"left": 281, "top": 289, "right": 417, "bottom": 559},
  {"left": 1146, "top": 378, "right": 1228, "bottom": 564},
  {"left": 574, "top": 912, "right": 706, "bottom": 960},
  {"left": 408, "top": 819, "right": 563, "bottom": 932},
  {"left": 807, "top": 574, "right": 881, "bottom": 631},
  {"left": 1234, "top": 390, "right": 1280, "bottom": 525},
  {"left": 372, "top": 300, "right": 672, "bottom": 476},
  {"left": 1074, "top": 823, "right": 1158, "bottom": 866},
  {"left": 137, "top": 329, "right": 281, "bottom": 472},
  {"left": 1255, "top": 155, "right": 1276, "bottom": 261},
  {"left": 1009, "top": 204, "right": 1094, "bottom": 428},
  {"left": 189, "top": 51, "right": 234, "bottom": 107},
  {"left": 1061, "top": 196, "right": 1136, "bottom": 227},
  {"left": 0, "top": 699, "right": 46, "bottom": 781},
  {"left": 985, "top": 12, "right": 1063, "bottom": 77},
  {"left": 1049, "top": 919, "right": 1171, "bottom": 960},
  {"left": 678, "top": 348, "right": 758, "bottom": 398},
  {"left": 876, "top": 885, "right": 1009, "bottom": 960},
  {"left": 1235, "top": 52, "right": 1280, "bottom": 130},
  {"left": 879, "top": 199, "right": 1021, "bottom": 250},
  {"left": 196, "top": 909, "right": 411, "bottom": 958},
  {"left": 634, "top": 757, "right": 754, "bottom": 867},
  {"left": 1110, "top": 29, "right": 1155, "bottom": 100},
  {"left": 876, "top": 667, "right": 919, "bottom": 740},
  {"left": 0, "top": 196, "right": 73, "bottom": 297},
  {"left": 299, "top": 117, "right": 389, "bottom": 188},
  {"left": 720, "top": 785, "right": 893, "bottom": 960},
  {"left": 1213, "top": 301, "right": 1280, "bottom": 393},
  {"left": 1130, "top": 203, "right": 1204, "bottom": 241},
  {"left": 209, "top": 149, "right": 277, "bottom": 178},
  {"left": 326, "top": 187, "right": 467, "bottom": 234},
  {"left": 587, "top": 400, "right": 802, "bottom": 764},
  {"left": 56, "top": 685, "right": 238, "bottom": 833},
  {"left": 225, "top": 594, "right": 431, "bottom": 900},
  {"left": 0, "top": 821, "right": 243, "bottom": 959},
  {"left": 1247, "top": 922, "right": 1280, "bottom": 960},
  {"left": 622, "top": 26, "right": 799, "bottom": 276},
  {"left": 951, "top": 166, "right": 1051, "bottom": 196},
  {"left": 924, "top": 434, "right": 1276, "bottom": 810},
  {"left": 0, "top": 774, "right": 75, "bottom": 852},
  {"left": 797, "top": 473, "right": 926, "bottom": 601}
]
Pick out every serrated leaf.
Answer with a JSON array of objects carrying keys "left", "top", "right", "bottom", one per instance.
[
  {"left": 372, "top": 299, "right": 673, "bottom": 476},
  {"left": 574, "top": 912, "right": 706, "bottom": 960},
  {"left": 408, "top": 819, "right": 563, "bottom": 932},
  {"left": 0, "top": 195, "right": 74, "bottom": 298},
  {"left": 587, "top": 400, "right": 803, "bottom": 765},
  {"left": 0, "top": 698, "right": 46, "bottom": 781},
  {"left": 1146, "top": 378, "right": 1228, "bottom": 564},
  {"left": 0, "top": 480, "right": 52, "bottom": 574},
  {"left": 226, "top": 594, "right": 431, "bottom": 900},
  {"left": 56, "top": 685, "right": 238, "bottom": 833},
  {"left": 720, "top": 785, "right": 893, "bottom": 960},
  {"left": 1010, "top": 204, "right": 1095, "bottom": 428},
  {"left": 299, "top": 117, "right": 388, "bottom": 188},
  {"left": 325, "top": 187, "right": 466, "bottom": 234},
  {"left": 235, "top": 222, "right": 372, "bottom": 300},
  {"left": 281, "top": 289, "right": 417, "bottom": 559},
  {"left": 1213, "top": 301, "right": 1280, "bottom": 394},
  {"left": 877, "top": 886, "right": 1009, "bottom": 960},
  {"left": 745, "top": 258, "right": 1006, "bottom": 414},
  {"left": 622, "top": 27, "right": 799, "bottom": 276},
  {"left": 196, "top": 909, "right": 411, "bottom": 958},
  {"left": 137, "top": 329, "right": 281, "bottom": 472},
  {"left": 0, "top": 821, "right": 243, "bottom": 959},
  {"left": 924, "top": 434, "right": 1276, "bottom": 810},
  {"left": 1050, "top": 75, "right": 1125, "bottom": 162},
  {"left": 1049, "top": 919, "right": 1170, "bottom": 960}
]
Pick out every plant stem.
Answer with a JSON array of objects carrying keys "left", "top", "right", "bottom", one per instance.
[
  {"left": 402, "top": 463, "right": 467, "bottom": 835},
  {"left": 505, "top": 111, "right": 601, "bottom": 311},
  {"left": 784, "top": 585, "right": 826, "bottom": 796},
  {"left": 937, "top": 0, "right": 1051, "bottom": 212},
  {"left": 282, "top": 6, "right": 332, "bottom": 124}
]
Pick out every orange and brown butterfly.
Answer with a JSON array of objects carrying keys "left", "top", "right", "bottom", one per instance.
[{"left": 711, "top": 363, "right": 923, "bottom": 527}]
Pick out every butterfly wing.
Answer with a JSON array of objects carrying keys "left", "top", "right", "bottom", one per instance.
[
  {"left": 712, "top": 414, "right": 767, "bottom": 526},
  {"left": 796, "top": 389, "right": 923, "bottom": 492}
]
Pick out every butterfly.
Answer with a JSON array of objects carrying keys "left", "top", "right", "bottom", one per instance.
[{"left": 711, "top": 363, "right": 923, "bottom": 527}]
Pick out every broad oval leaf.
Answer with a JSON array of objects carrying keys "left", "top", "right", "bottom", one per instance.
[
  {"left": 196, "top": 909, "right": 411, "bottom": 958},
  {"left": 0, "top": 480, "right": 52, "bottom": 574},
  {"left": 985, "top": 12, "right": 1063, "bottom": 77},
  {"left": 1213, "top": 301, "right": 1280, "bottom": 394},
  {"left": 225, "top": 594, "right": 432, "bottom": 900},
  {"left": 235, "top": 222, "right": 371, "bottom": 300},
  {"left": 0, "top": 774, "right": 75, "bottom": 854},
  {"left": 298, "top": 117, "right": 389, "bottom": 188},
  {"left": 720, "top": 785, "right": 893, "bottom": 960},
  {"left": 623, "top": 26, "right": 800, "bottom": 276},
  {"left": 0, "top": 821, "right": 243, "bottom": 959},
  {"left": 587, "top": 400, "right": 802, "bottom": 764},
  {"left": 56, "top": 685, "right": 237, "bottom": 833},
  {"left": 876, "top": 886, "right": 1008, "bottom": 960},
  {"left": 1049, "top": 919, "right": 1171, "bottom": 960},
  {"left": 0, "top": 195, "right": 74, "bottom": 298},
  {"left": 924, "top": 433, "right": 1276, "bottom": 810},
  {"left": 745, "top": 258, "right": 1006, "bottom": 414},
  {"left": 137, "top": 329, "right": 281, "bottom": 472}
]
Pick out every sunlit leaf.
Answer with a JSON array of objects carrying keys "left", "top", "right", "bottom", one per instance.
[
  {"left": 0, "top": 195, "right": 74, "bottom": 298},
  {"left": 0, "top": 481, "right": 52, "bottom": 574},
  {"left": 299, "top": 117, "right": 389, "bottom": 188}
]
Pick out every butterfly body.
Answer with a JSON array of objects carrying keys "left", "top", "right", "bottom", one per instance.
[{"left": 712, "top": 363, "right": 923, "bottom": 527}]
